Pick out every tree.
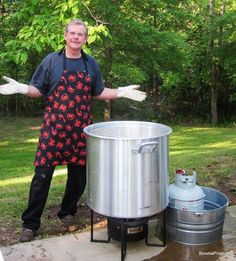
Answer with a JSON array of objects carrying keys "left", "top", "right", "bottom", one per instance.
[
  {"left": 82, "top": 0, "right": 192, "bottom": 120},
  {"left": 1, "top": 0, "right": 235, "bottom": 122}
]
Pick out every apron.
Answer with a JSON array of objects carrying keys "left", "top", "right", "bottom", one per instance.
[{"left": 34, "top": 53, "right": 92, "bottom": 167}]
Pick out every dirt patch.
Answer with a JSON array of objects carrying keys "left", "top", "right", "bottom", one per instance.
[
  {"left": 1, "top": 175, "right": 236, "bottom": 247},
  {"left": 0, "top": 198, "right": 106, "bottom": 247},
  {"left": 0, "top": 227, "right": 19, "bottom": 247},
  {"left": 216, "top": 173, "right": 236, "bottom": 206}
]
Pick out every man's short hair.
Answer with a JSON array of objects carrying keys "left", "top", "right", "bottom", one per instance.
[{"left": 64, "top": 19, "right": 88, "bottom": 35}]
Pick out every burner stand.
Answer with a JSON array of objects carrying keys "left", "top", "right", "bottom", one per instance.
[{"left": 90, "top": 210, "right": 166, "bottom": 261}]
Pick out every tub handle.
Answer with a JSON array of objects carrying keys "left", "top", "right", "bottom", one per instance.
[
  {"left": 194, "top": 212, "right": 204, "bottom": 216},
  {"left": 133, "top": 141, "right": 159, "bottom": 154}
]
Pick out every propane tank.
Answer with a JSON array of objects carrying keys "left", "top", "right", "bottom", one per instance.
[{"left": 169, "top": 169, "right": 205, "bottom": 211}]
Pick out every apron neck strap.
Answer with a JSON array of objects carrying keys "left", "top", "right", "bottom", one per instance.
[{"left": 81, "top": 50, "right": 88, "bottom": 74}]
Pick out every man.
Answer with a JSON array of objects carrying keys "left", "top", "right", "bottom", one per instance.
[{"left": 0, "top": 19, "right": 146, "bottom": 242}]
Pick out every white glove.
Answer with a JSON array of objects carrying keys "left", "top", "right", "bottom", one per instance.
[
  {"left": 0, "top": 76, "right": 29, "bottom": 95},
  {"left": 117, "top": 85, "right": 146, "bottom": 102}
]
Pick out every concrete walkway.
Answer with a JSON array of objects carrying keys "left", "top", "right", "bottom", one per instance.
[
  {"left": 0, "top": 221, "right": 164, "bottom": 261},
  {"left": 1, "top": 206, "right": 236, "bottom": 261}
]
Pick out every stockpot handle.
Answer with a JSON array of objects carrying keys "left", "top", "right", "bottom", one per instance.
[{"left": 136, "top": 141, "right": 159, "bottom": 154}]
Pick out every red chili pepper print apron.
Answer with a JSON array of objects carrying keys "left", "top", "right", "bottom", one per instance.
[{"left": 34, "top": 55, "right": 92, "bottom": 167}]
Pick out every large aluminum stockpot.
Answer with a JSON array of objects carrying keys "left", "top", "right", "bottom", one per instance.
[{"left": 83, "top": 121, "right": 172, "bottom": 218}]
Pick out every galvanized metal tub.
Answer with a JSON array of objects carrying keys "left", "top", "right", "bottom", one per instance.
[
  {"left": 167, "top": 187, "right": 229, "bottom": 245},
  {"left": 84, "top": 121, "right": 172, "bottom": 218}
]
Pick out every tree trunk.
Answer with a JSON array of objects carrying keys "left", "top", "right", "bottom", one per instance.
[
  {"left": 0, "top": 0, "right": 5, "bottom": 16},
  {"left": 211, "top": 64, "right": 218, "bottom": 124},
  {"left": 103, "top": 46, "right": 113, "bottom": 121},
  {"left": 152, "top": 6, "right": 158, "bottom": 97},
  {"left": 5, "top": 97, "right": 9, "bottom": 117},
  {"left": 152, "top": 73, "right": 158, "bottom": 97},
  {"left": 104, "top": 99, "right": 111, "bottom": 121},
  {"left": 209, "top": 0, "right": 218, "bottom": 125}
]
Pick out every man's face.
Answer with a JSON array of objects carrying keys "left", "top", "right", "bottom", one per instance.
[{"left": 64, "top": 24, "right": 88, "bottom": 51}]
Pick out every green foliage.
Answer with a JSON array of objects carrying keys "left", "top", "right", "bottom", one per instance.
[
  {"left": 0, "top": 0, "right": 235, "bottom": 122},
  {"left": 0, "top": 0, "right": 109, "bottom": 65},
  {"left": 110, "top": 63, "right": 148, "bottom": 87}
]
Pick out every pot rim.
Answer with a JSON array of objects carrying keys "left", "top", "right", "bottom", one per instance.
[{"left": 83, "top": 120, "right": 172, "bottom": 140}]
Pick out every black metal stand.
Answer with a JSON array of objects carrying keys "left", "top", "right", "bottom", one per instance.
[
  {"left": 145, "top": 209, "right": 166, "bottom": 247},
  {"left": 90, "top": 209, "right": 110, "bottom": 243},
  {"left": 90, "top": 209, "right": 166, "bottom": 261}
]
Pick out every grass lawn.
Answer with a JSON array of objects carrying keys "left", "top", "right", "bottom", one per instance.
[
  {"left": 0, "top": 117, "right": 236, "bottom": 246},
  {"left": 169, "top": 125, "right": 236, "bottom": 186}
]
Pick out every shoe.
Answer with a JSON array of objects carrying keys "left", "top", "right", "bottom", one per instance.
[
  {"left": 19, "top": 228, "right": 35, "bottom": 242},
  {"left": 60, "top": 215, "right": 78, "bottom": 232}
]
